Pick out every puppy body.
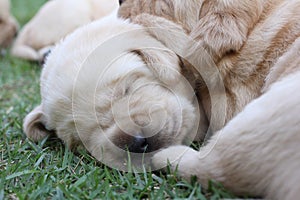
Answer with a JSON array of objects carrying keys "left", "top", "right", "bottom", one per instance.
[
  {"left": 11, "top": 0, "right": 118, "bottom": 61},
  {"left": 119, "top": 0, "right": 300, "bottom": 198},
  {"left": 0, "top": 0, "right": 18, "bottom": 48},
  {"left": 153, "top": 65, "right": 300, "bottom": 199},
  {"left": 23, "top": 15, "right": 204, "bottom": 169}
]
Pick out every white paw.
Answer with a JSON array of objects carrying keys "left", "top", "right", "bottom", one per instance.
[{"left": 152, "top": 145, "right": 199, "bottom": 178}]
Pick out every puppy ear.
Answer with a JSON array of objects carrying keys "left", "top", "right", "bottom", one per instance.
[
  {"left": 23, "top": 105, "right": 53, "bottom": 141},
  {"left": 133, "top": 48, "right": 182, "bottom": 85},
  {"left": 130, "top": 13, "right": 189, "bottom": 85},
  {"left": 132, "top": 13, "right": 189, "bottom": 56}
]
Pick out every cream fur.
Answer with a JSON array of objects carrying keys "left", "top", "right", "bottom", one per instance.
[
  {"left": 23, "top": 15, "right": 206, "bottom": 170},
  {"left": 119, "top": 0, "right": 300, "bottom": 126},
  {"left": 153, "top": 64, "right": 300, "bottom": 199},
  {"left": 11, "top": 0, "right": 119, "bottom": 61},
  {"left": 119, "top": 0, "right": 300, "bottom": 199},
  {"left": 0, "top": 0, "right": 18, "bottom": 48},
  {"left": 23, "top": 0, "right": 300, "bottom": 198}
]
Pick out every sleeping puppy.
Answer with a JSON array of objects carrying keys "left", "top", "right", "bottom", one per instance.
[
  {"left": 118, "top": 0, "right": 271, "bottom": 129},
  {"left": 11, "top": 0, "right": 119, "bottom": 62},
  {"left": 0, "top": 0, "right": 18, "bottom": 48},
  {"left": 23, "top": 15, "right": 207, "bottom": 170},
  {"left": 119, "top": 0, "right": 300, "bottom": 199}
]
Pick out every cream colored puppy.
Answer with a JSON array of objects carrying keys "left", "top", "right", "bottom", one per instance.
[
  {"left": 11, "top": 0, "right": 119, "bottom": 61},
  {"left": 119, "top": 0, "right": 300, "bottom": 199},
  {"left": 0, "top": 0, "right": 18, "bottom": 48},
  {"left": 23, "top": 15, "right": 207, "bottom": 170},
  {"left": 23, "top": 0, "right": 300, "bottom": 198}
]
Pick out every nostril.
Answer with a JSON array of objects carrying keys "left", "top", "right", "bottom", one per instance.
[{"left": 128, "top": 136, "right": 148, "bottom": 153}]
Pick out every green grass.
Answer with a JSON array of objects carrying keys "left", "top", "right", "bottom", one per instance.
[{"left": 0, "top": 1, "right": 235, "bottom": 199}]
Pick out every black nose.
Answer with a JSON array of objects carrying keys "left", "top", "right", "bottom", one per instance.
[
  {"left": 128, "top": 136, "right": 149, "bottom": 153},
  {"left": 119, "top": 0, "right": 124, "bottom": 5}
]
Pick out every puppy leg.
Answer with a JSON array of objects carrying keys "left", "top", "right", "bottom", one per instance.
[
  {"left": 191, "top": 0, "right": 264, "bottom": 60},
  {"left": 153, "top": 71, "right": 300, "bottom": 199},
  {"left": 11, "top": 44, "right": 40, "bottom": 61}
]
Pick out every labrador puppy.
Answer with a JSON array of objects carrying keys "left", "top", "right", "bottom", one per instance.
[
  {"left": 11, "top": 0, "right": 119, "bottom": 62},
  {"left": 119, "top": 0, "right": 300, "bottom": 199},
  {"left": 23, "top": 14, "right": 207, "bottom": 170},
  {"left": 0, "top": 0, "right": 18, "bottom": 48}
]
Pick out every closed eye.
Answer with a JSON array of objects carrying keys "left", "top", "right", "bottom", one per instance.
[
  {"left": 122, "top": 72, "right": 145, "bottom": 96},
  {"left": 124, "top": 86, "right": 130, "bottom": 95}
]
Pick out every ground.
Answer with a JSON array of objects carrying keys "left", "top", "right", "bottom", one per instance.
[{"left": 0, "top": 0, "right": 235, "bottom": 199}]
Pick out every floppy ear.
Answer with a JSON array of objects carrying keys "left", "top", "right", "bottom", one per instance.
[
  {"left": 130, "top": 13, "right": 191, "bottom": 85},
  {"left": 132, "top": 13, "right": 189, "bottom": 56},
  {"left": 23, "top": 105, "right": 53, "bottom": 141},
  {"left": 133, "top": 48, "right": 182, "bottom": 85}
]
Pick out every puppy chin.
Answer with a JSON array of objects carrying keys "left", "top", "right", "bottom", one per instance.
[{"left": 81, "top": 125, "right": 156, "bottom": 171}]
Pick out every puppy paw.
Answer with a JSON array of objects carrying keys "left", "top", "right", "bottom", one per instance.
[
  {"left": 11, "top": 45, "right": 40, "bottom": 61},
  {"left": 152, "top": 145, "right": 200, "bottom": 179},
  {"left": 191, "top": 11, "right": 247, "bottom": 59}
]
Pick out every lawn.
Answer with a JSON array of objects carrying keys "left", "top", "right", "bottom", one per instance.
[{"left": 0, "top": 1, "right": 235, "bottom": 199}]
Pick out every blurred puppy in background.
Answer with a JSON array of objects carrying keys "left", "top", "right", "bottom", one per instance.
[
  {"left": 0, "top": 0, "right": 18, "bottom": 49},
  {"left": 11, "top": 0, "right": 119, "bottom": 62}
]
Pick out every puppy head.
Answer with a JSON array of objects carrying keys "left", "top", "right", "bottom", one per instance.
[
  {"left": 23, "top": 16, "right": 201, "bottom": 170},
  {"left": 0, "top": 0, "right": 18, "bottom": 48}
]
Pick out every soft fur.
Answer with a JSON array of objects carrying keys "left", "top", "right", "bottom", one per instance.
[
  {"left": 0, "top": 0, "right": 18, "bottom": 48},
  {"left": 118, "top": 0, "right": 300, "bottom": 199},
  {"left": 23, "top": 14, "right": 207, "bottom": 170},
  {"left": 11, "top": 0, "right": 119, "bottom": 61},
  {"left": 23, "top": 0, "right": 300, "bottom": 198}
]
